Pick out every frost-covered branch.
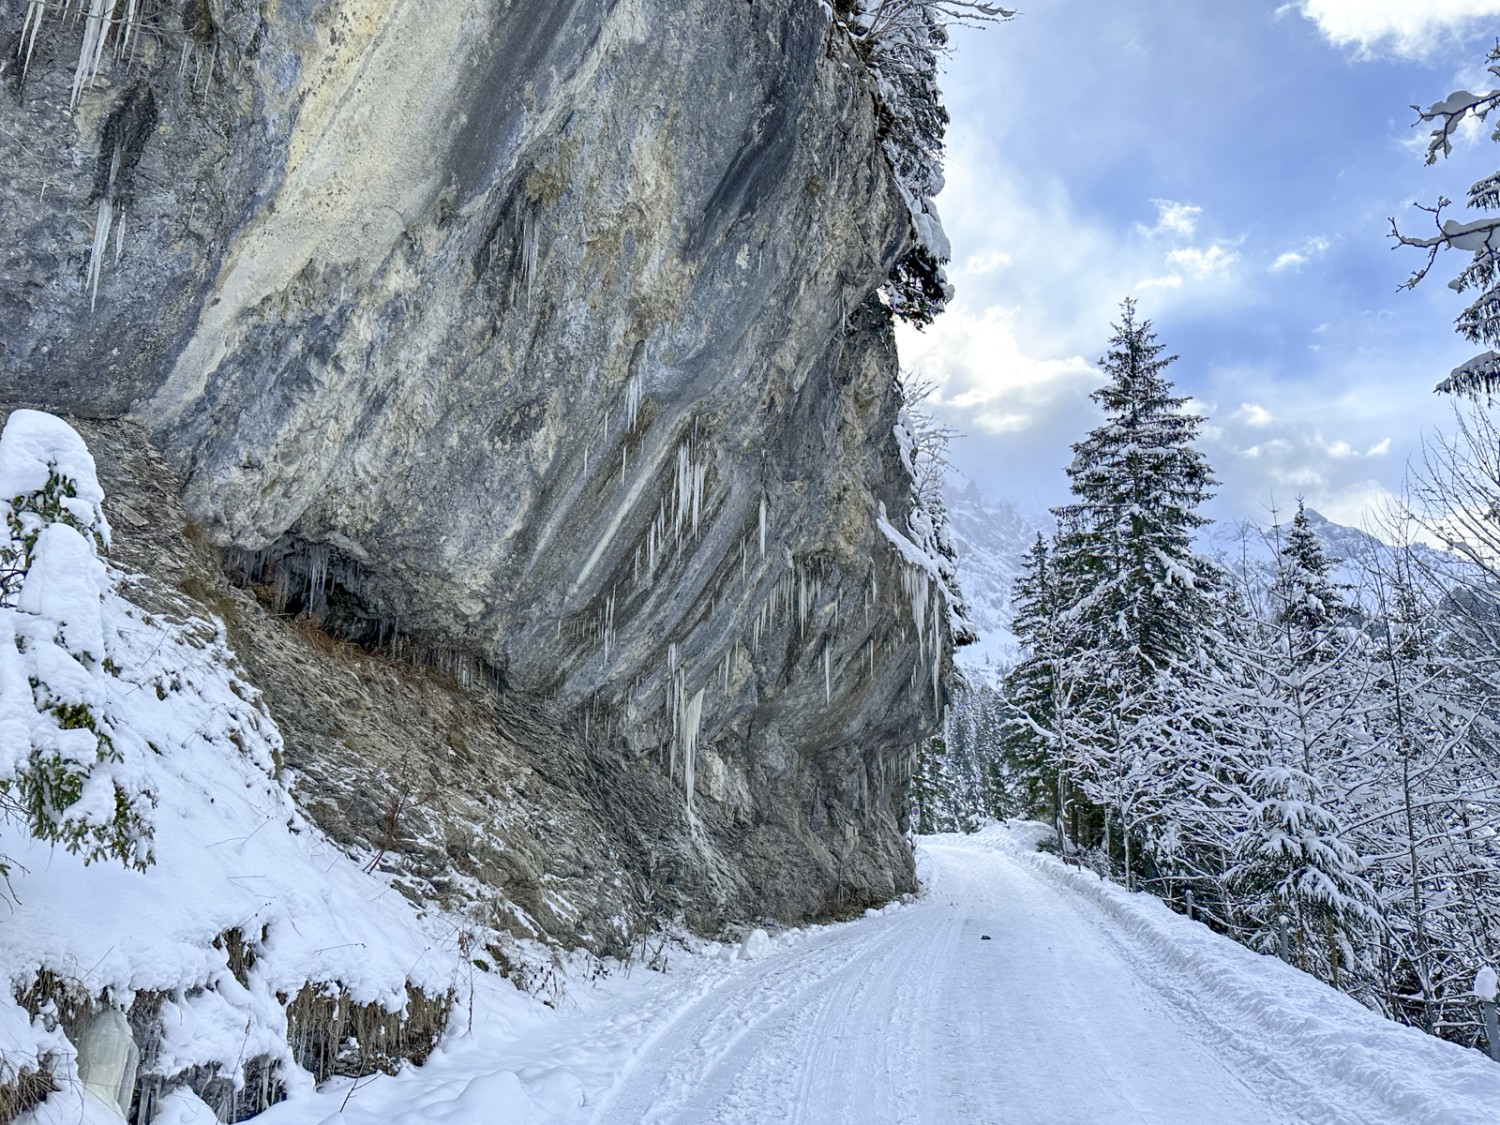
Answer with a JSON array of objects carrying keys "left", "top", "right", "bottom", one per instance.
[
  {"left": 854, "top": 0, "right": 1015, "bottom": 47},
  {"left": 832, "top": 0, "right": 1013, "bottom": 325},
  {"left": 1414, "top": 86, "right": 1500, "bottom": 167},
  {"left": 1395, "top": 44, "right": 1500, "bottom": 395}
]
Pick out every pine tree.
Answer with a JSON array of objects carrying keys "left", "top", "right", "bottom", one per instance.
[
  {"left": 1054, "top": 300, "right": 1219, "bottom": 679},
  {"left": 1046, "top": 300, "right": 1222, "bottom": 878},
  {"left": 1001, "top": 535, "right": 1068, "bottom": 821}
]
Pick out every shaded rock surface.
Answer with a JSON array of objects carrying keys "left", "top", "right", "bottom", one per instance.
[{"left": 1, "top": 0, "right": 954, "bottom": 937}]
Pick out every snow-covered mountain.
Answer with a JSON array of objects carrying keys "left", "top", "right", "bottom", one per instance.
[
  {"left": 1198, "top": 507, "right": 1474, "bottom": 602},
  {"left": 941, "top": 478, "right": 1047, "bottom": 683},
  {"left": 943, "top": 479, "right": 1476, "bottom": 686}
]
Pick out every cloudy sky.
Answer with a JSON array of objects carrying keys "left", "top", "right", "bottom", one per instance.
[{"left": 898, "top": 0, "right": 1500, "bottom": 529}]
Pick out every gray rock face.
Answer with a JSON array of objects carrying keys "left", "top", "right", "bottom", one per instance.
[{"left": 1, "top": 0, "right": 953, "bottom": 927}]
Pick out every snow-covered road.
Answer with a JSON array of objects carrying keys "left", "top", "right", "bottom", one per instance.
[
  {"left": 249, "top": 826, "right": 1500, "bottom": 1125},
  {"left": 590, "top": 835, "right": 1275, "bottom": 1124}
]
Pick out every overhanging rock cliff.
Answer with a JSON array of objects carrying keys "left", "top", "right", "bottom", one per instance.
[{"left": 1, "top": 0, "right": 960, "bottom": 940}]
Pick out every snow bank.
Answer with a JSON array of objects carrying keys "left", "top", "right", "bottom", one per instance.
[
  {"left": 0, "top": 412, "right": 461, "bottom": 1121},
  {"left": 973, "top": 823, "right": 1500, "bottom": 1124}
]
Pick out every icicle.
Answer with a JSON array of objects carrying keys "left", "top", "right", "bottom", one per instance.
[
  {"left": 85, "top": 195, "right": 113, "bottom": 310},
  {"left": 112, "top": 205, "right": 126, "bottom": 265},
  {"left": 114, "top": 0, "right": 136, "bottom": 61},
  {"left": 626, "top": 368, "right": 642, "bottom": 431},
  {"left": 824, "top": 647, "right": 831, "bottom": 705},
  {"left": 681, "top": 686, "right": 705, "bottom": 812},
  {"left": 758, "top": 495, "right": 767, "bottom": 557},
  {"left": 120, "top": 0, "right": 140, "bottom": 61},
  {"left": 932, "top": 583, "right": 943, "bottom": 717},
  {"left": 692, "top": 460, "right": 705, "bottom": 535},
  {"left": 70, "top": 0, "right": 112, "bottom": 109},
  {"left": 305, "top": 545, "right": 329, "bottom": 612},
  {"left": 20, "top": 1, "right": 47, "bottom": 84}
]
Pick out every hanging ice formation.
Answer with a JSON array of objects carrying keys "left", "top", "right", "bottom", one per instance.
[
  {"left": 20, "top": 0, "right": 218, "bottom": 307},
  {"left": 625, "top": 368, "right": 643, "bottom": 432},
  {"left": 86, "top": 143, "right": 121, "bottom": 310},
  {"left": 681, "top": 685, "right": 704, "bottom": 811},
  {"left": 519, "top": 211, "right": 539, "bottom": 306},
  {"left": 899, "top": 563, "right": 943, "bottom": 717}
]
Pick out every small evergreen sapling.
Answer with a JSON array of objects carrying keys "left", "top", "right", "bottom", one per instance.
[{"left": 0, "top": 411, "right": 152, "bottom": 873}]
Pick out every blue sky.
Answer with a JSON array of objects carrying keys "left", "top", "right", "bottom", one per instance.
[{"left": 898, "top": 0, "right": 1500, "bottom": 529}]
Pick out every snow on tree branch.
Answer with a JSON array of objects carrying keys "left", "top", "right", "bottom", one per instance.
[
  {"left": 1394, "top": 44, "right": 1500, "bottom": 395},
  {"left": 833, "top": 0, "right": 1014, "bottom": 325}
]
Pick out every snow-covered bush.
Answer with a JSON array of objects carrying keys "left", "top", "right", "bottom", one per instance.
[
  {"left": 0, "top": 410, "right": 151, "bottom": 873},
  {"left": 0, "top": 410, "right": 459, "bottom": 1120}
]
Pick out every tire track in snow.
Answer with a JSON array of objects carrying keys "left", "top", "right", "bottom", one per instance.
[
  {"left": 588, "top": 915, "right": 914, "bottom": 1123},
  {"left": 590, "top": 839, "right": 1288, "bottom": 1124}
]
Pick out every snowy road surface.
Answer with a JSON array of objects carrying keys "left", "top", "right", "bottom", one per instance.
[
  {"left": 250, "top": 826, "right": 1500, "bottom": 1125},
  {"left": 588, "top": 833, "right": 1275, "bottom": 1125}
]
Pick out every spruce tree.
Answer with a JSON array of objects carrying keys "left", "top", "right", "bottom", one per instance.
[
  {"left": 1001, "top": 535, "right": 1068, "bottom": 820},
  {"left": 1054, "top": 299, "right": 1219, "bottom": 680},
  {"left": 1046, "top": 300, "right": 1222, "bottom": 874},
  {"left": 1222, "top": 505, "right": 1379, "bottom": 984}
]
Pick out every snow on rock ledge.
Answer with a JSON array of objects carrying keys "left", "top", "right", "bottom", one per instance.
[{"left": 0, "top": 413, "right": 459, "bottom": 1123}]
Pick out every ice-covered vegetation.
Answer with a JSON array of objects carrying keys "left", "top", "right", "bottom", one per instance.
[
  {"left": 0, "top": 412, "right": 457, "bottom": 1122},
  {"left": 833, "top": 0, "right": 1014, "bottom": 326}
]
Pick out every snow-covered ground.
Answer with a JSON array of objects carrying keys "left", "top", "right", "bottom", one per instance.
[
  {"left": 241, "top": 825, "right": 1500, "bottom": 1125},
  {"left": 0, "top": 412, "right": 457, "bottom": 1124}
]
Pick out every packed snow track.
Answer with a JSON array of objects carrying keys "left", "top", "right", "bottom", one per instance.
[
  {"left": 249, "top": 826, "right": 1500, "bottom": 1125},
  {"left": 591, "top": 834, "right": 1277, "bottom": 1124}
]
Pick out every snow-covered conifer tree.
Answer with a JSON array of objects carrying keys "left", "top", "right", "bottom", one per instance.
[
  {"left": 1045, "top": 300, "right": 1222, "bottom": 879},
  {"left": 1217, "top": 504, "right": 1379, "bottom": 986},
  {"left": 1001, "top": 536, "right": 1069, "bottom": 822}
]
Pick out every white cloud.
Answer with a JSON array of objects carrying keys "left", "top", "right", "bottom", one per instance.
[
  {"left": 898, "top": 305, "right": 1098, "bottom": 436},
  {"left": 1241, "top": 438, "right": 1293, "bottom": 459},
  {"left": 1142, "top": 199, "right": 1202, "bottom": 238},
  {"left": 1166, "top": 243, "right": 1241, "bottom": 280},
  {"left": 1138, "top": 273, "right": 1185, "bottom": 291},
  {"left": 1269, "top": 236, "right": 1331, "bottom": 273},
  {"left": 1236, "top": 403, "right": 1275, "bottom": 427},
  {"left": 1316, "top": 481, "right": 1405, "bottom": 529},
  {"left": 1286, "top": 0, "right": 1500, "bottom": 58},
  {"left": 962, "top": 249, "right": 1014, "bottom": 275}
]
